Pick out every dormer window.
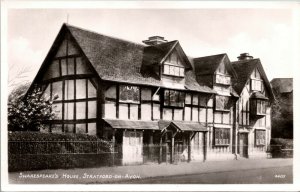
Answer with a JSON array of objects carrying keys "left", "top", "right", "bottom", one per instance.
[
  {"left": 215, "top": 74, "right": 231, "bottom": 85},
  {"left": 250, "top": 68, "right": 263, "bottom": 91},
  {"left": 163, "top": 51, "right": 185, "bottom": 77},
  {"left": 214, "top": 62, "right": 231, "bottom": 85},
  {"left": 163, "top": 64, "right": 184, "bottom": 77}
]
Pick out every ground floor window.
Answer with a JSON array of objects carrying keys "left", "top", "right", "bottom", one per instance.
[
  {"left": 214, "top": 128, "right": 230, "bottom": 145},
  {"left": 255, "top": 129, "right": 266, "bottom": 146}
]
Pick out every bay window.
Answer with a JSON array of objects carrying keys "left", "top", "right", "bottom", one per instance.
[{"left": 251, "top": 99, "right": 267, "bottom": 116}]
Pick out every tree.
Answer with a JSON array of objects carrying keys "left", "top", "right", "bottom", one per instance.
[
  {"left": 8, "top": 83, "right": 57, "bottom": 131},
  {"left": 271, "top": 93, "right": 293, "bottom": 139}
]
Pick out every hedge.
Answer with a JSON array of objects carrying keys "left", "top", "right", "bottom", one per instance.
[
  {"left": 8, "top": 132, "right": 115, "bottom": 172},
  {"left": 270, "top": 138, "right": 293, "bottom": 158}
]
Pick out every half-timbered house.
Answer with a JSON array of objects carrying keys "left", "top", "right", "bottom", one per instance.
[{"left": 27, "top": 24, "right": 274, "bottom": 164}]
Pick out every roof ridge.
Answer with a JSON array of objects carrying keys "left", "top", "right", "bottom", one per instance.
[
  {"left": 65, "top": 23, "right": 145, "bottom": 47},
  {"left": 231, "top": 58, "right": 259, "bottom": 64},
  {"left": 194, "top": 53, "right": 227, "bottom": 60}
]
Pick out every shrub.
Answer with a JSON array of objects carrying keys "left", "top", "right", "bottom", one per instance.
[
  {"left": 8, "top": 84, "right": 56, "bottom": 131},
  {"left": 270, "top": 138, "right": 293, "bottom": 158}
]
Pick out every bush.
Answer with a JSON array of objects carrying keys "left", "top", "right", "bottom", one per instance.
[
  {"left": 270, "top": 138, "right": 293, "bottom": 158},
  {"left": 8, "top": 132, "right": 114, "bottom": 172},
  {"left": 8, "top": 84, "right": 56, "bottom": 131}
]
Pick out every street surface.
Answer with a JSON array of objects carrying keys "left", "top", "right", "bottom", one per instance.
[
  {"left": 9, "top": 158, "right": 293, "bottom": 184},
  {"left": 118, "top": 165, "right": 292, "bottom": 184}
]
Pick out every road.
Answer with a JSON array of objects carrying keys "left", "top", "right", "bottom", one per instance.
[{"left": 118, "top": 165, "right": 293, "bottom": 184}]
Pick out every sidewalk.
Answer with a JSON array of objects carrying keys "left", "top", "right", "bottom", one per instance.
[{"left": 9, "top": 158, "right": 293, "bottom": 184}]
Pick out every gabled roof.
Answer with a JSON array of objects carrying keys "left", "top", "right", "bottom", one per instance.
[
  {"left": 158, "top": 120, "right": 207, "bottom": 132},
  {"left": 66, "top": 24, "right": 214, "bottom": 93},
  {"left": 270, "top": 78, "right": 293, "bottom": 93},
  {"left": 142, "top": 41, "right": 177, "bottom": 66},
  {"left": 231, "top": 59, "right": 275, "bottom": 101},
  {"left": 27, "top": 24, "right": 215, "bottom": 94},
  {"left": 193, "top": 54, "right": 227, "bottom": 75}
]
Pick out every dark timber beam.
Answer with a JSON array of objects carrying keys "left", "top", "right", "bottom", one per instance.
[{"left": 188, "top": 132, "right": 193, "bottom": 162}]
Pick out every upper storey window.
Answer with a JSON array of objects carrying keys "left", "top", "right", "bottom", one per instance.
[
  {"left": 164, "top": 90, "right": 185, "bottom": 107},
  {"left": 163, "top": 52, "right": 185, "bottom": 77},
  {"left": 250, "top": 68, "right": 263, "bottom": 91},
  {"left": 214, "top": 62, "right": 231, "bottom": 85},
  {"left": 119, "top": 85, "right": 140, "bottom": 104}
]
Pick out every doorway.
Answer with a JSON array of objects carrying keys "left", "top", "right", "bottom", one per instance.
[{"left": 238, "top": 133, "right": 248, "bottom": 158}]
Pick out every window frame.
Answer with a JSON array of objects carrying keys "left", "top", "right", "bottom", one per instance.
[
  {"left": 215, "top": 95, "right": 231, "bottom": 112},
  {"left": 163, "top": 63, "right": 185, "bottom": 77},
  {"left": 214, "top": 73, "right": 231, "bottom": 85},
  {"left": 251, "top": 79, "right": 263, "bottom": 91},
  {"left": 251, "top": 99, "right": 267, "bottom": 116},
  {"left": 255, "top": 129, "right": 266, "bottom": 146},
  {"left": 164, "top": 89, "right": 185, "bottom": 108},
  {"left": 119, "top": 85, "right": 140, "bottom": 104},
  {"left": 214, "top": 128, "right": 230, "bottom": 146}
]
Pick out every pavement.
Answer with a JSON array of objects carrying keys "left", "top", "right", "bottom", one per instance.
[{"left": 9, "top": 158, "right": 293, "bottom": 184}]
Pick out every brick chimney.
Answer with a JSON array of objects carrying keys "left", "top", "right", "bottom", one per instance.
[
  {"left": 237, "top": 53, "right": 253, "bottom": 61},
  {"left": 143, "top": 36, "right": 168, "bottom": 45}
]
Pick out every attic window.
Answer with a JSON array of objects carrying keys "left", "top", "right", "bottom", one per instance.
[
  {"left": 215, "top": 74, "right": 231, "bottom": 85},
  {"left": 163, "top": 64, "right": 184, "bottom": 77},
  {"left": 251, "top": 79, "right": 263, "bottom": 91}
]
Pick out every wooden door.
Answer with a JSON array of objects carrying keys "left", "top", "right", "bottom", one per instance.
[{"left": 239, "top": 133, "right": 248, "bottom": 158}]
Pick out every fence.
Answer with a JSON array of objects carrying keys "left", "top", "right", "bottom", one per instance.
[
  {"left": 8, "top": 140, "right": 114, "bottom": 172},
  {"left": 8, "top": 141, "right": 293, "bottom": 172}
]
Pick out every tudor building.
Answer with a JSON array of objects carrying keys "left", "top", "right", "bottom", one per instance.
[{"left": 28, "top": 24, "right": 274, "bottom": 164}]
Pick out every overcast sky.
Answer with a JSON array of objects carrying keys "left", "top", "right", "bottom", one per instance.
[{"left": 7, "top": 8, "right": 297, "bottom": 92}]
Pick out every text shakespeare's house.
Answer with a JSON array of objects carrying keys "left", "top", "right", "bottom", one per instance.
[{"left": 27, "top": 24, "right": 275, "bottom": 165}]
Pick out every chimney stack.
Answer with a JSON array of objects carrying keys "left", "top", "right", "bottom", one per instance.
[
  {"left": 143, "top": 36, "right": 167, "bottom": 45},
  {"left": 237, "top": 53, "right": 253, "bottom": 61}
]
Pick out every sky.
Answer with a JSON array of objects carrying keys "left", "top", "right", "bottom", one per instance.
[{"left": 7, "top": 7, "right": 297, "bottom": 92}]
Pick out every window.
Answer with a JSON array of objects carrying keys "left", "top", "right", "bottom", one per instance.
[
  {"left": 215, "top": 95, "right": 230, "bottom": 111},
  {"left": 164, "top": 90, "right": 184, "bottom": 107},
  {"left": 76, "top": 79, "right": 86, "bottom": 99},
  {"left": 214, "top": 128, "right": 230, "bottom": 145},
  {"left": 215, "top": 74, "right": 231, "bottom": 85},
  {"left": 163, "top": 64, "right": 185, "bottom": 77},
  {"left": 251, "top": 99, "right": 267, "bottom": 115},
  {"left": 255, "top": 130, "right": 266, "bottom": 146},
  {"left": 119, "top": 85, "right": 140, "bottom": 104},
  {"left": 52, "top": 81, "right": 62, "bottom": 101},
  {"left": 251, "top": 79, "right": 262, "bottom": 91}
]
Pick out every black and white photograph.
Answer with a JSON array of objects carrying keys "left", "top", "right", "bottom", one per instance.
[{"left": 1, "top": 1, "right": 299, "bottom": 191}]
